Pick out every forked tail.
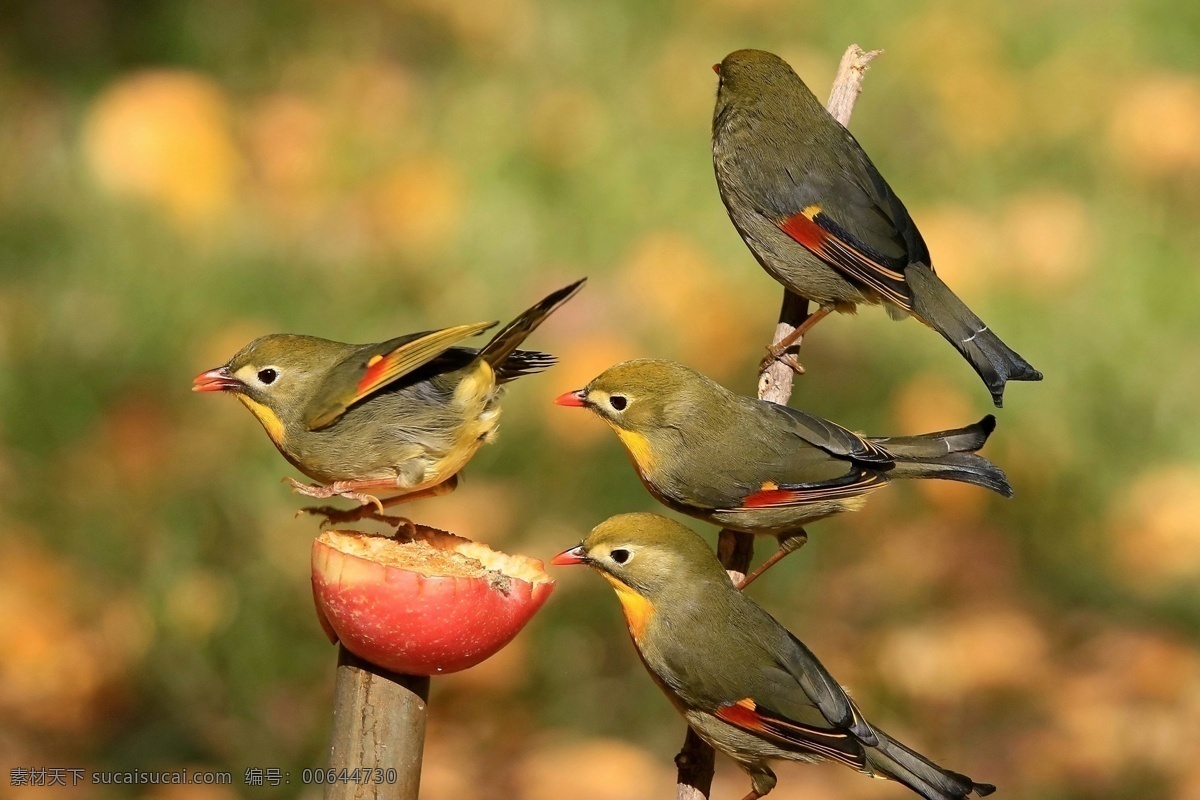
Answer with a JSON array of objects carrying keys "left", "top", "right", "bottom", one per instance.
[
  {"left": 873, "top": 415, "right": 1013, "bottom": 497},
  {"left": 867, "top": 728, "right": 996, "bottom": 800},
  {"left": 907, "top": 265, "right": 1041, "bottom": 408}
]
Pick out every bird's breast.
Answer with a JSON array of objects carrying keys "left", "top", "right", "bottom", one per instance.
[
  {"left": 236, "top": 394, "right": 287, "bottom": 447},
  {"left": 608, "top": 424, "right": 657, "bottom": 476},
  {"left": 601, "top": 573, "right": 655, "bottom": 645}
]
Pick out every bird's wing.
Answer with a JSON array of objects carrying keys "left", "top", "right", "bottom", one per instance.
[
  {"left": 696, "top": 402, "right": 892, "bottom": 513},
  {"left": 774, "top": 630, "right": 878, "bottom": 746},
  {"left": 764, "top": 402, "right": 894, "bottom": 465},
  {"left": 303, "top": 321, "right": 496, "bottom": 430},
  {"left": 712, "top": 696, "right": 867, "bottom": 768},
  {"left": 756, "top": 140, "right": 931, "bottom": 310},
  {"left": 732, "top": 468, "right": 887, "bottom": 510},
  {"left": 712, "top": 623, "right": 878, "bottom": 759}
]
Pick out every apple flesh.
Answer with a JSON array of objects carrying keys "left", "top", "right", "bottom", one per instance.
[{"left": 311, "top": 526, "right": 555, "bottom": 676}]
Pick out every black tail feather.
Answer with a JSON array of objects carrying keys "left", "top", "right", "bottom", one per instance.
[
  {"left": 495, "top": 349, "right": 557, "bottom": 382},
  {"left": 867, "top": 729, "right": 995, "bottom": 800},
  {"left": 477, "top": 278, "right": 585, "bottom": 369},
  {"left": 872, "top": 416, "right": 1012, "bottom": 497},
  {"left": 907, "top": 266, "right": 1041, "bottom": 408}
]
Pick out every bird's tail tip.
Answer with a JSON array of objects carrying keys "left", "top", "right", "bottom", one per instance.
[{"left": 478, "top": 278, "right": 586, "bottom": 367}]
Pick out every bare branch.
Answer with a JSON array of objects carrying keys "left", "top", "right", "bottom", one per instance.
[{"left": 675, "top": 43, "right": 881, "bottom": 800}]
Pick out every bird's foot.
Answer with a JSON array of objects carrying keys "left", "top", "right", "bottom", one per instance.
[
  {"left": 735, "top": 530, "right": 809, "bottom": 590},
  {"left": 285, "top": 477, "right": 385, "bottom": 513},
  {"left": 759, "top": 345, "right": 805, "bottom": 375}
]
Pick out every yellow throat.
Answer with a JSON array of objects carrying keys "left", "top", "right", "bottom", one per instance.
[
  {"left": 607, "top": 424, "right": 656, "bottom": 474},
  {"left": 236, "top": 394, "right": 287, "bottom": 446},
  {"left": 601, "top": 573, "right": 655, "bottom": 644}
]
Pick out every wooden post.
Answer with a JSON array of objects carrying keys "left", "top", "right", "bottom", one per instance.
[
  {"left": 674, "top": 43, "right": 882, "bottom": 800},
  {"left": 326, "top": 644, "right": 429, "bottom": 800}
]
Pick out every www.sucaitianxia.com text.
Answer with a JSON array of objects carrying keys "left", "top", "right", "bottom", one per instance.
[
  {"left": 11, "top": 768, "right": 231, "bottom": 787},
  {"left": 9, "top": 767, "right": 399, "bottom": 788}
]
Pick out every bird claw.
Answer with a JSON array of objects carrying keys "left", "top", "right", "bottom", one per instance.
[
  {"left": 286, "top": 477, "right": 385, "bottom": 513},
  {"left": 759, "top": 346, "right": 805, "bottom": 375}
]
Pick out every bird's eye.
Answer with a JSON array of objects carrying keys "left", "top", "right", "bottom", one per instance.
[
  {"left": 610, "top": 548, "right": 631, "bottom": 564},
  {"left": 257, "top": 368, "right": 278, "bottom": 385},
  {"left": 609, "top": 395, "right": 628, "bottom": 411}
]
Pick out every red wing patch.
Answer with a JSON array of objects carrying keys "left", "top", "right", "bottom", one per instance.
[
  {"left": 714, "top": 698, "right": 763, "bottom": 729},
  {"left": 305, "top": 321, "right": 495, "bottom": 431},
  {"left": 777, "top": 207, "right": 911, "bottom": 310},
  {"left": 714, "top": 699, "right": 866, "bottom": 768},
  {"left": 355, "top": 353, "right": 390, "bottom": 393},
  {"left": 737, "top": 472, "right": 887, "bottom": 510}
]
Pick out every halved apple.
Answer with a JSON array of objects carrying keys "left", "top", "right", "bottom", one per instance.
[{"left": 311, "top": 526, "right": 555, "bottom": 676}]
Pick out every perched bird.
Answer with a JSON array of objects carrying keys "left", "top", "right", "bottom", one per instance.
[
  {"left": 553, "top": 513, "right": 995, "bottom": 800},
  {"left": 194, "top": 279, "right": 584, "bottom": 520},
  {"left": 556, "top": 359, "right": 1010, "bottom": 585},
  {"left": 712, "top": 48, "right": 1040, "bottom": 407}
]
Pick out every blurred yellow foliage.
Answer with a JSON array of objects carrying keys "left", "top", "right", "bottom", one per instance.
[
  {"left": 405, "top": 0, "right": 537, "bottom": 59},
  {"left": 164, "top": 570, "right": 239, "bottom": 641},
  {"left": 618, "top": 231, "right": 761, "bottom": 377},
  {"left": 247, "top": 93, "right": 328, "bottom": 225},
  {"left": 1109, "top": 464, "right": 1200, "bottom": 591},
  {"left": 899, "top": 9, "right": 1021, "bottom": 152},
  {"left": 1109, "top": 74, "right": 1200, "bottom": 177},
  {"left": 878, "top": 609, "right": 1049, "bottom": 700},
  {"left": 368, "top": 155, "right": 466, "bottom": 259},
  {"left": 1003, "top": 189, "right": 1093, "bottom": 291},
  {"left": 82, "top": 70, "right": 239, "bottom": 227},
  {"left": 518, "top": 737, "right": 672, "bottom": 800},
  {"left": 530, "top": 87, "right": 609, "bottom": 168},
  {"left": 0, "top": 540, "right": 143, "bottom": 732},
  {"left": 914, "top": 205, "right": 997, "bottom": 299},
  {"left": 1033, "top": 629, "right": 1200, "bottom": 786}
]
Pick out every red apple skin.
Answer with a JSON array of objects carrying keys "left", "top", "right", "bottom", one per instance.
[{"left": 311, "top": 534, "right": 555, "bottom": 676}]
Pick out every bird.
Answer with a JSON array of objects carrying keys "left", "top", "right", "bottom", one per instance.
[
  {"left": 552, "top": 512, "right": 996, "bottom": 800},
  {"left": 555, "top": 359, "right": 1010, "bottom": 585},
  {"left": 194, "top": 279, "right": 584, "bottom": 523},
  {"left": 712, "top": 48, "right": 1041, "bottom": 407}
]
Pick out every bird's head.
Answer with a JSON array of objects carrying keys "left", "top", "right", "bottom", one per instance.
[
  {"left": 193, "top": 334, "right": 346, "bottom": 443},
  {"left": 554, "top": 358, "right": 720, "bottom": 436},
  {"left": 551, "top": 513, "right": 728, "bottom": 602}
]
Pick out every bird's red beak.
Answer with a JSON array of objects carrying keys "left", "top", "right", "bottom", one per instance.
[
  {"left": 554, "top": 389, "right": 588, "bottom": 407},
  {"left": 712, "top": 63, "right": 720, "bottom": 75},
  {"left": 551, "top": 545, "right": 587, "bottom": 566},
  {"left": 192, "top": 366, "right": 242, "bottom": 393}
]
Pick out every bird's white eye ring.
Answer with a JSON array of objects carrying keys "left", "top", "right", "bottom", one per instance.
[
  {"left": 610, "top": 548, "right": 631, "bottom": 564},
  {"left": 257, "top": 368, "right": 278, "bottom": 385},
  {"left": 609, "top": 395, "right": 628, "bottom": 412}
]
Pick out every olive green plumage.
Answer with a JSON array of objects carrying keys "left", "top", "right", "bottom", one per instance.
[
  {"left": 564, "top": 359, "right": 1010, "bottom": 537},
  {"left": 194, "top": 279, "right": 583, "bottom": 504},
  {"left": 555, "top": 513, "right": 995, "bottom": 800},
  {"left": 713, "top": 48, "right": 1040, "bottom": 407}
]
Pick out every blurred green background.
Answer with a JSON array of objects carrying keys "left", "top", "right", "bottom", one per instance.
[{"left": 2, "top": 0, "right": 1200, "bottom": 798}]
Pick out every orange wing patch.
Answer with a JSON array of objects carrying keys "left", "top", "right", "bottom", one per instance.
[
  {"left": 714, "top": 698, "right": 762, "bottom": 729},
  {"left": 714, "top": 698, "right": 866, "bottom": 768},
  {"left": 777, "top": 206, "right": 911, "bottom": 310},
  {"left": 738, "top": 471, "right": 888, "bottom": 510}
]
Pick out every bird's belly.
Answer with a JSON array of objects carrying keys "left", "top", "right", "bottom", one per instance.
[
  {"left": 733, "top": 210, "right": 874, "bottom": 309},
  {"left": 711, "top": 496, "right": 865, "bottom": 534},
  {"left": 685, "top": 708, "right": 823, "bottom": 765},
  {"left": 282, "top": 377, "right": 502, "bottom": 490}
]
